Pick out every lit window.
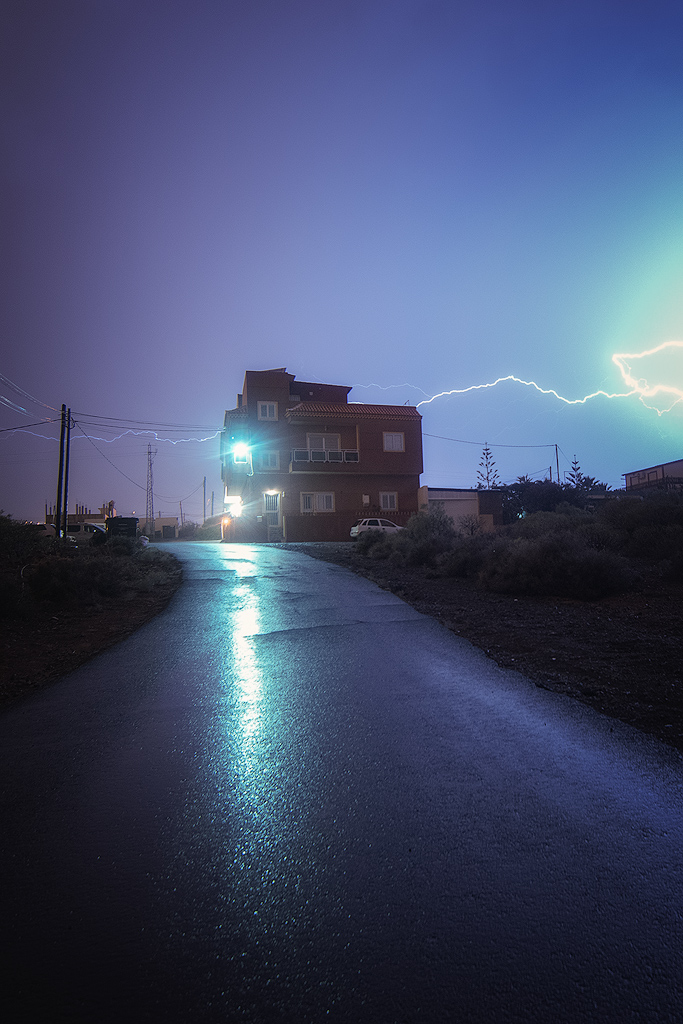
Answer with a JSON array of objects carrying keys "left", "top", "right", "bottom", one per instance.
[
  {"left": 258, "top": 402, "right": 278, "bottom": 421},
  {"left": 380, "top": 492, "right": 397, "bottom": 511},
  {"left": 383, "top": 432, "right": 404, "bottom": 452}
]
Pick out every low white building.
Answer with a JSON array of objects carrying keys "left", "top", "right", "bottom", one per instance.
[{"left": 418, "top": 486, "right": 503, "bottom": 532}]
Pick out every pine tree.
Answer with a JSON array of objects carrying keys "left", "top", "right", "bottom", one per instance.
[
  {"left": 477, "top": 443, "right": 501, "bottom": 489},
  {"left": 567, "top": 456, "right": 583, "bottom": 489}
]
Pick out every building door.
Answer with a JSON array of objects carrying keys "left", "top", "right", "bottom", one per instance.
[{"left": 264, "top": 492, "right": 281, "bottom": 541}]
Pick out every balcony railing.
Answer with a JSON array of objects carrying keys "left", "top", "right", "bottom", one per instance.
[{"left": 291, "top": 449, "right": 359, "bottom": 465}]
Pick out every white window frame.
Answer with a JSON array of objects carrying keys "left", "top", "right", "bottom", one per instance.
[
  {"left": 380, "top": 491, "right": 398, "bottom": 511},
  {"left": 257, "top": 402, "right": 278, "bottom": 421},
  {"left": 383, "top": 432, "right": 404, "bottom": 452},
  {"left": 259, "top": 450, "right": 280, "bottom": 470},
  {"left": 300, "top": 491, "right": 335, "bottom": 513}
]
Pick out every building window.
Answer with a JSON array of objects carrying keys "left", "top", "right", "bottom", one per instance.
[
  {"left": 258, "top": 402, "right": 278, "bottom": 421},
  {"left": 307, "top": 433, "right": 340, "bottom": 462},
  {"left": 380, "top": 492, "right": 397, "bottom": 511},
  {"left": 383, "top": 432, "right": 404, "bottom": 452},
  {"left": 300, "top": 492, "right": 335, "bottom": 513},
  {"left": 259, "top": 451, "right": 279, "bottom": 470}
]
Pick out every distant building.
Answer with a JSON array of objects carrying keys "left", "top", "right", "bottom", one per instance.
[
  {"left": 220, "top": 368, "right": 423, "bottom": 542},
  {"left": 624, "top": 458, "right": 683, "bottom": 491},
  {"left": 418, "top": 486, "right": 503, "bottom": 532},
  {"left": 46, "top": 500, "right": 116, "bottom": 527},
  {"left": 149, "top": 515, "right": 179, "bottom": 540}
]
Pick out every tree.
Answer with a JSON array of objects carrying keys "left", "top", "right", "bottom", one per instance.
[
  {"left": 477, "top": 443, "right": 501, "bottom": 489},
  {"left": 567, "top": 456, "right": 583, "bottom": 489}
]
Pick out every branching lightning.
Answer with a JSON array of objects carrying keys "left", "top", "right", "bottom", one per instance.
[
  {"left": 611, "top": 341, "right": 683, "bottom": 414},
  {"left": 354, "top": 341, "right": 683, "bottom": 416},
  {"left": 415, "top": 376, "right": 634, "bottom": 410}
]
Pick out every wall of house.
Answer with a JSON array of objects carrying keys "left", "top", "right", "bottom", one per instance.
[
  {"left": 625, "top": 459, "right": 683, "bottom": 490},
  {"left": 419, "top": 486, "right": 503, "bottom": 531}
]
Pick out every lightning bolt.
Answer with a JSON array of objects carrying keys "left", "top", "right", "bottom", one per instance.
[
  {"left": 75, "top": 428, "right": 221, "bottom": 445},
  {"left": 415, "top": 376, "right": 634, "bottom": 410},
  {"left": 611, "top": 341, "right": 683, "bottom": 414},
  {"left": 1, "top": 427, "right": 221, "bottom": 445},
  {"left": 381, "top": 341, "right": 683, "bottom": 415}
]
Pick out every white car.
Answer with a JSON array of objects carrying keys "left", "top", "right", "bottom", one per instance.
[
  {"left": 66, "top": 523, "right": 107, "bottom": 543},
  {"left": 350, "top": 517, "right": 404, "bottom": 539}
]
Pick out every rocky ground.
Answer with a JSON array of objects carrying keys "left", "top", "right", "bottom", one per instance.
[
  {"left": 2, "top": 541, "right": 682, "bottom": 755},
  {"left": 288, "top": 542, "right": 683, "bottom": 754}
]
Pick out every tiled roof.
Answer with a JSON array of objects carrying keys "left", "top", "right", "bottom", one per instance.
[{"left": 286, "top": 402, "right": 421, "bottom": 420}]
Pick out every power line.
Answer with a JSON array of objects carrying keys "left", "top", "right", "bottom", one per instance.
[
  {"left": 0, "top": 419, "right": 58, "bottom": 433},
  {"left": 73, "top": 420, "right": 147, "bottom": 492},
  {"left": 423, "top": 432, "right": 557, "bottom": 449},
  {"left": 72, "top": 412, "right": 221, "bottom": 430},
  {"left": 0, "top": 372, "right": 58, "bottom": 411}
]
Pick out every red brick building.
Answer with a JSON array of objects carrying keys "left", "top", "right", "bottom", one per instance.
[{"left": 220, "top": 368, "right": 423, "bottom": 541}]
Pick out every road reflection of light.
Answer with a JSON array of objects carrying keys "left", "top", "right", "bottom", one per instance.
[{"left": 231, "top": 585, "right": 262, "bottom": 747}]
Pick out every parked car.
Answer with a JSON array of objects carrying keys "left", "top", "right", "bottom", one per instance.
[
  {"left": 350, "top": 517, "right": 404, "bottom": 539},
  {"left": 35, "top": 523, "right": 56, "bottom": 539},
  {"left": 35, "top": 524, "right": 77, "bottom": 545},
  {"left": 66, "top": 523, "right": 106, "bottom": 544}
]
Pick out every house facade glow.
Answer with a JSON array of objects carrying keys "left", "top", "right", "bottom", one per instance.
[{"left": 220, "top": 368, "right": 423, "bottom": 542}]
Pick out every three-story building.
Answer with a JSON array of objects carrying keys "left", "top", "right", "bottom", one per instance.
[{"left": 220, "top": 368, "right": 423, "bottom": 541}]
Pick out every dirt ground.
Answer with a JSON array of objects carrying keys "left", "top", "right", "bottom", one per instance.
[
  {"left": 0, "top": 565, "right": 182, "bottom": 710},
  {"left": 2, "top": 542, "right": 682, "bottom": 756},
  {"left": 288, "top": 542, "right": 683, "bottom": 754}
]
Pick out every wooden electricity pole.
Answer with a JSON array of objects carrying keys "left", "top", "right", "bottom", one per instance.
[
  {"left": 61, "top": 409, "right": 72, "bottom": 538},
  {"left": 54, "top": 405, "right": 67, "bottom": 538}
]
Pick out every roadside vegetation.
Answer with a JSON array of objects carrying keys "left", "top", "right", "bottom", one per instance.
[
  {"left": 0, "top": 513, "right": 181, "bottom": 620},
  {"left": 355, "top": 490, "right": 683, "bottom": 601},
  {"left": 0, "top": 513, "right": 182, "bottom": 707}
]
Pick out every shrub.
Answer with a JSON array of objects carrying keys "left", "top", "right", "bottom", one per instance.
[
  {"left": 356, "top": 529, "right": 394, "bottom": 559},
  {"left": 26, "top": 552, "right": 123, "bottom": 605},
  {"left": 0, "top": 512, "right": 42, "bottom": 562},
  {"left": 194, "top": 521, "right": 222, "bottom": 541},
  {"left": 477, "top": 534, "right": 637, "bottom": 600},
  {"left": 439, "top": 534, "right": 496, "bottom": 578}
]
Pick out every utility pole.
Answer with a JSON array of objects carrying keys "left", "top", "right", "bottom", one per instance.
[
  {"left": 211, "top": 490, "right": 214, "bottom": 517},
  {"left": 54, "top": 404, "right": 67, "bottom": 538},
  {"left": 203, "top": 476, "right": 206, "bottom": 523},
  {"left": 555, "top": 444, "right": 560, "bottom": 484},
  {"left": 145, "top": 444, "right": 155, "bottom": 538},
  {"left": 61, "top": 409, "right": 72, "bottom": 539},
  {"left": 179, "top": 501, "right": 184, "bottom": 525}
]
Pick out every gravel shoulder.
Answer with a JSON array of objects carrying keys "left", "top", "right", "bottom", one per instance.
[{"left": 287, "top": 541, "right": 683, "bottom": 753}]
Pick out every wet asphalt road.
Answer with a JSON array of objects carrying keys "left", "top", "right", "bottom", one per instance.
[{"left": 2, "top": 541, "right": 683, "bottom": 1023}]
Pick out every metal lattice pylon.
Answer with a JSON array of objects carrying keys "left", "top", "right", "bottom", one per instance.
[{"left": 145, "top": 444, "right": 155, "bottom": 537}]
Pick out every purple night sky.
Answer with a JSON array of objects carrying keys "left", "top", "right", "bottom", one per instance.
[{"left": 2, "top": 0, "right": 683, "bottom": 522}]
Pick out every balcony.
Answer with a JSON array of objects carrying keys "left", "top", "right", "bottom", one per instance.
[{"left": 290, "top": 449, "right": 359, "bottom": 467}]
